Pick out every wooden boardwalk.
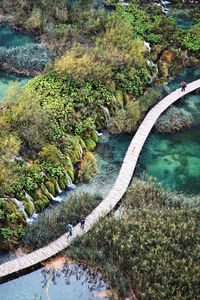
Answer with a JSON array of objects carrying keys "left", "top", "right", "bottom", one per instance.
[{"left": 0, "top": 80, "right": 200, "bottom": 281}]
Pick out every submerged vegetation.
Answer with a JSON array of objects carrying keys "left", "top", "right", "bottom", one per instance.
[
  {"left": 0, "top": 1, "right": 199, "bottom": 299},
  {"left": 155, "top": 106, "right": 194, "bottom": 133}
]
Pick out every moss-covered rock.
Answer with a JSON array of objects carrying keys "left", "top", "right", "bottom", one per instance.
[
  {"left": 90, "top": 130, "right": 99, "bottom": 144},
  {"left": 51, "top": 179, "right": 60, "bottom": 194},
  {"left": 84, "top": 138, "right": 97, "bottom": 151},
  {"left": 45, "top": 181, "right": 56, "bottom": 196},
  {"left": 33, "top": 189, "right": 44, "bottom": 200},
  {"left": 34, "top": 197, "right": 49, "bottom": 212},
  {"left": 40, "top": 183, "right": 53, "bottom": 200},
  {"left": 65, "top": 156, "right": 74, "bottom": 180},
  {"left": 58, "top": 178, "right": 66, "bottom": 190},
  {"left": 24, "top": 200, "right": 35, "bottom": 217},
  {"left": 114, "top": 90, "right": 124, "bottom": 108},
  {"left": 77, "top": 151, "right": 97, "bottom": 182},
  {"left": 0, "top": 198, "right": 26, "bottom": 251}
]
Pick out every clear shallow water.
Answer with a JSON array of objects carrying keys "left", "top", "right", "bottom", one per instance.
[
  {"left": 0, "top": 26, "right": 34, "bottom": 100},
  {"left": 60, "top": 133, "right": 131, "bottom": 199},
  {"left": 170, "top": 8, "right": 194, "bottom": 29},
  {"left": 0, "top": 71, "right": 29, "bottom": 101},
  {"left": 0, "top": 261, "right": 110, "bottom": 300},
  {"left": 138, "top": 66, "right": 200, "bottom": 194},
  {"left": 0, "top": 26, "right": 33, "bottom": 48}
]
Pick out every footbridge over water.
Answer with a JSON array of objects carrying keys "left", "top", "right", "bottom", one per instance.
[{"left": 0, "top": 79, "right": 200, "bottom": 282}]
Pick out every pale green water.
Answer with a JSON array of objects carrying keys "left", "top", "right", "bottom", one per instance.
[
  {"left": 170, "top": 8, "right": 194, "bottom": 29},
  {"left": 0, "top": 27, "right": 33, "bottom": 48},
  {"left": 0, "top": 26, "right": 34, "bottom": 101},
  {"left": 0, "top": 71, "right": 29, "bottom": 101},
  {"left": 138, "top": 66, "right": 200, "bottom": 194}
]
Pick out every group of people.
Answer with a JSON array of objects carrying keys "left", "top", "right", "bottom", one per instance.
[{"left": 66, "top": 215, "right": 86, "bottom": 238}]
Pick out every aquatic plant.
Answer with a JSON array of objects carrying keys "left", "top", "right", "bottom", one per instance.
[
  {"left": 155, "top": 106, "right": 194, "bottom": 133},
  {"left": 0, "top": 44, "right": 54, "bottom": 73}
]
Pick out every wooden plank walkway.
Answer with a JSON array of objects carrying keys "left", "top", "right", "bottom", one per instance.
[{"left": 0, "top": 80, "right": 200, "bottom": 281}]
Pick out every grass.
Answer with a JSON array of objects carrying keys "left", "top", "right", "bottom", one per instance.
[{"left": 22, "top": 191, "right": 102, "bottom": 250}]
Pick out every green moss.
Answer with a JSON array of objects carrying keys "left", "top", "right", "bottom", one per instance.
[
  {"left": 45, "top": 181, "right": 56, "bottom": 196},
  {"left": 114, "top": 90, "right": 124, "bottom": 108},
  {"left": 84, "top": 138, "right": 97, "bottom": 151},
  {"left": 0, "top": 198, "right": 26, "bottom": 251},
  {"left": 77, "top": 136, "right": 86, "bottom": 149},
  {"left": 58, "top": 179, "right": 66, "bottom": 190},
  {"left": 40, "top": 183, "right": 53, "bottom": 200},
  {"left": 77, "top": 151, "right": 97, "bottom": 182},
  {"left": 51, "top": 179, "right": 60, "bottom": 194},
  {"left": 24, "top": 200, "right": 34, "bottom": 217},
  {"left": 90, "top": 130, "right": 99, "bottom": 144},
  {"left": 65, "top": 156, "right": 74, "bottom": 180},
  {"left": 34, "top": 197, "right": 49, "bottom": 212},
  {"left": 33, "top": 189, "right": 44, "bottom": 200}
]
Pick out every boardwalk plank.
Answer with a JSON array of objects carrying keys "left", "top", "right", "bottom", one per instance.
[{"left": 0, "top": 81, "right": 199, "bottom": 280}]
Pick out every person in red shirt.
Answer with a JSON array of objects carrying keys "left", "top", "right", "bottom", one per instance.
[{"left": 181, "top": 81, "right": 187, "bottom": 91}]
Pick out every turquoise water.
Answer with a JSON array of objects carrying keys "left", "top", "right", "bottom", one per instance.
[
  {"left": 0, "top": 70, "right": 29, "bottom": 101},
  {"left": 0, "top": 26, "right": 34, "bottom": 101},
  {"left": 0, "top": 262, "right": 109, "bottom": 300},
  {"left": 170, "top": 8, "right": 194, "bottom": 29},
  {"left": 0, "top": 26, "right": 33, "bottom": 48},
  {"left": 138, "top": 66, "right": 200, "bottom": 194},
  {"left": 60, "top": 133, "right": 131, "bottom": 199}
]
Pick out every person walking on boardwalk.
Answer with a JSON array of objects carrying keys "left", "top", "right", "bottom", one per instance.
[
  {"left": 80, "top": 215, "right": 86, "bottom": 229},
  {"left": 67, "top": 223, "right": 73, "bottom": 238},
  {"left": 181, "top": 81, "right": 187, "bottom": 91}
]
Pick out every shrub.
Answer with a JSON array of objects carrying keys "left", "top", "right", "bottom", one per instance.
[
  {"left": 22, "top": 191, "right": 102, "bottom": 249},
  {"left": 76, "top": 151, "right": 97, "bottom": 182}
]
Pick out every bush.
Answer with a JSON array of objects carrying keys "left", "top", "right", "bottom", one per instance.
[
  {"left": 76, "top": 151, "right": 97, "bottom": 182},
  {"left": 22, "top": 191, "right": 102, "bottom": 249}
]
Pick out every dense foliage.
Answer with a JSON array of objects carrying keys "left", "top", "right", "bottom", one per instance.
[
  {"left": 67, "top": 177, "right": 200, "bottom": 299},
  {"left": 22, "top": 191, "right": 102, "bottom": 249},
  {"left": 0, "top": 0, "right": 199, "bottom": 251}
]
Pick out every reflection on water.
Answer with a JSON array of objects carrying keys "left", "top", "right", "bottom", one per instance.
[{"left": 0, "top": 260, "right": 110, "bottom": 300}]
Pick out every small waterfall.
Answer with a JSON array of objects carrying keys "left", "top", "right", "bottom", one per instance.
[
  {"left": 96, "top": 130, "right": 103, "bottom": 137},
  {"left": 66, "top": 172, "right": 76, "bottom": 189},
  {"left": 147, "top": 60, "right": 158, "bottom": 85},
  {"left": 153, "top": 0, "right": 170, "bottom": 14},
  {"left": 12, "top": 198, "right": 38, "bottom": 224},
  {"left": 12, "top": 198, "right": 28, "bottom": 221},
  {"left": 24, "top": 191, "right": 33, "bottom": 201},
  {"left": 118, "top": 0, "right": 129, "bottom": 7},
  {"left": 78, "top": 143, "right": 83, "bottom": 160},
  {"left": 103, "top": 106, "right": 111, "bottom": 127},
  {"left": 144, "top": 41, "right": 151, "bottom": 52}
]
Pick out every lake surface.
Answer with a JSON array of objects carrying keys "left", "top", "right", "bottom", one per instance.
[
  {"left": 138, "top": 66, "right": 200, "bottom": 194},
  {"left": 0, "top": 259, "right": 110, "bottom": 300}
]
